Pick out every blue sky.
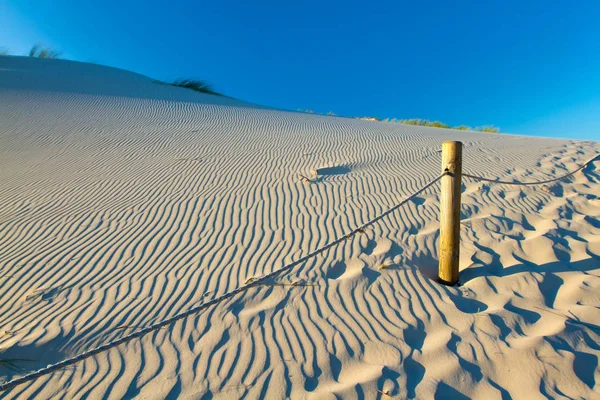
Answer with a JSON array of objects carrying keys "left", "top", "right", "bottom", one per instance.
[{"left": 1, "top": 1, "right": 599, "bottom": 140}]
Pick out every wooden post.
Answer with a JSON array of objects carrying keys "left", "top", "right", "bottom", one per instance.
[{"left": 438, "top": 141, "right": 462, "bottom": 286}]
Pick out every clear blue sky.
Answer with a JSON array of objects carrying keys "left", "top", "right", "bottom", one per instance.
[{"left": 1, "top": 1, "right": 599, "bottom": 140}]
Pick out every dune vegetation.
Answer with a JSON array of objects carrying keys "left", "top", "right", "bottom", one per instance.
[
  {"left": 359, "top": 117, "right": 500, "bottom": 132},
  {"left": 27, "top": 45, "right": 61, "bottom": 59},
  {"left": 170, "top": 78, "right": 221, "bottom": 96},
  {"left": 1, "top": 46, "right": 497, "bottom": 130},
  {"left": 1, "top": 45, "right": 223, "bottom": 97},
  {"left": 0, "top": 45, "right": 62, "bottom": 59},
  {"left": 300, "top": 110, "right": 501, "bottom": 133}
]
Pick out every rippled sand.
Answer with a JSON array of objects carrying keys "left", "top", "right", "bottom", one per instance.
[{"left": 1, "top": 56, "right": 599, "bottom": 399}]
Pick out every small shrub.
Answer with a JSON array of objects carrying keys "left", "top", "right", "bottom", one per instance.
[
  {"left": 170, "top": 79, "right": 221, "bottom": 96},
  {"left": 475, "top": 125, "right": 499, "bottom": 133},
  {"left": 28, "top": 44, "right": 61, "bottom": 59},
  {"left": 430, "top": 121, "right": 450, "bottom": 128},
  {"left": 396, "top": 119, "right": 449, "bottom": 128},
  {"left": 375, "top": 118, "right": 499, "bottom": 132}
]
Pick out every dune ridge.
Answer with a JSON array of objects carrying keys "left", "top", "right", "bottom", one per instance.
[{"left": 1, "top": 57, "right": 600, "bottom": 399}]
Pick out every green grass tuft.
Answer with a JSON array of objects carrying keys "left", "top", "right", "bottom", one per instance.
[
  {"left": 474, "top": 125, "right": 500, "bottom": 133},
  {"left": 28, "top": 44, "right": 61, "bottom": 59},
  {"left": 170, "top": 79, "right": 221, "bottom": 96},
  {"left": 395, "top": 119, "right": 451, "bottom": 128},
  {"left": 357, "top": 116, "right": 500, "bottom": 132}
]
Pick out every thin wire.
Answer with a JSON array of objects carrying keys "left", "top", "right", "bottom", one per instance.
[
  {"left": 0, "top": 172, "right": 447, "bottom": 392},
  {"left": 463, "top": 154, "right": 599, "bottom": 186}
]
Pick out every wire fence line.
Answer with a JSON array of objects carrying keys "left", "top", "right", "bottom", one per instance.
[
  {"left": 463, "top": 154, "right": 599, "bottom": 186},
  {"left": 0, "top": 173, "right": 448, "bottom": 392}
]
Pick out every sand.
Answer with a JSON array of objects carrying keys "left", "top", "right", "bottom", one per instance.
[{"left": 1, "top": 56, "right": 599, "bottom": 399}]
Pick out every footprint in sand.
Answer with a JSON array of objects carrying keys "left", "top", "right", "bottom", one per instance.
[
  {"left": 312, "top": 165, "right": 351, "bottom": 176},
  {"left": 327, "top": 257, "right": 382, "bottom": 283},
  {"left": 306, "top": 354, "right": 384, "bottom": 396},
  {"left": 369, "top": 238, "right": 392, "bottom": 256},
  {"left": 326, "top": 259, "right": 364, "bottom": 280}
]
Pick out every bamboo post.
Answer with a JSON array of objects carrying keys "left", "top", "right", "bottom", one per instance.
[{"left": 438, "top": 141, "right": 462, "bottom": 286}]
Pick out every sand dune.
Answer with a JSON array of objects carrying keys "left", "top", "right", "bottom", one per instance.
[{"left": 1, "top": 56, "right": 599, "bottom": 399}]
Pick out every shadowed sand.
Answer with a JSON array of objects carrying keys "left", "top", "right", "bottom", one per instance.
[{"left": 1, "top": 56, "right": 599, "bottom": 399}]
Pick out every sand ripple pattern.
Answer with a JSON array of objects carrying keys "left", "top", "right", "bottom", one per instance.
[{"left": 1, "top": 60, "right": 600, "bottom": 398}]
